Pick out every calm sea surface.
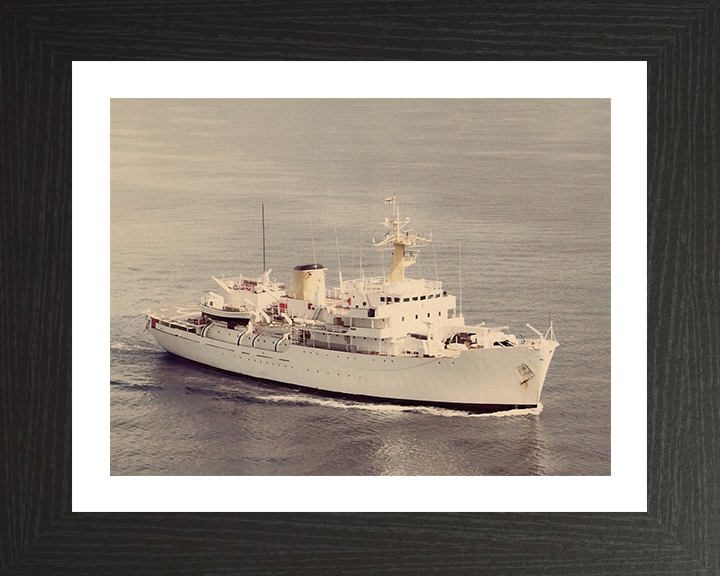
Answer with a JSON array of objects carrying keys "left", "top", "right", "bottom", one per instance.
[{"left": 111, "top": 99, "right": 610, "bottom": 476}]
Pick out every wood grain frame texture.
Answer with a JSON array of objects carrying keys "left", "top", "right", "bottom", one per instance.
[{"left": 1, "top": 1, "right": 717, "bottom": 574}]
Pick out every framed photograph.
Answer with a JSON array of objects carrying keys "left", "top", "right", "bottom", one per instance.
[
  {"left": 107, "top": 95, "right": 611, "bottom": 480},
  {"left": 3, "top": 3, "right": 717, "bottom": 574}
]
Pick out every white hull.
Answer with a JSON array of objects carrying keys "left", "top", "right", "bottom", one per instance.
[{"left": 149, "top": 323, "right": 556, "bottom": 409}]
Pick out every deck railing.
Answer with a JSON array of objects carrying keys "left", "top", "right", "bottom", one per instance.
[{"left": 332, "top": 277, "right": 443, "bottom": 293}]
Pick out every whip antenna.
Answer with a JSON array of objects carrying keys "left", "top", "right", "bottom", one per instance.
[
  {"left": 262, "top": 203, "right": 266, "bottom": 272},
  {"left": 360, "top": 220, "right": 363, "bottom": 278},
  {"left": 311, "top": 220, "right": 317, "bottom": 265},
  {"left": 459, "top": 242, "right": 463, "bottom": 317},
  {"left": 334, "top": 223, "right": 343, "bottom": 290}
]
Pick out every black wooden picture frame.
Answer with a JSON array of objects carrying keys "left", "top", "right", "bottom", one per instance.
[{"left": 2, "top": 2, "right": 718, "bottom": 574}]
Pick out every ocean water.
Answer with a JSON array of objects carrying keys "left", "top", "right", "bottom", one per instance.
[{"left": 110, "top": 99, "right": 610, "bottom": 476}]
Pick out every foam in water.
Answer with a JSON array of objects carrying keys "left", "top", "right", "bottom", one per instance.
[
  {"left": 185, "top": 384, "right": 543, "bottom": 419},
  {"left": 111, "top": 340, "right": 160, "bottom": 352}
]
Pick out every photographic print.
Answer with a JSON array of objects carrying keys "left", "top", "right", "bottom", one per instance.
[{"left": 111, "top": 98, "right": 610, "bottom": 477}]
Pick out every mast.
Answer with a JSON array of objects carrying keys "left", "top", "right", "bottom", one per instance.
[
  {"left": 390, "top": 243, "right": 405, "bottom": 282},
  {"left": 459, "top": 242, "right": 462, "bottom": 317},
  {"left": 334, "top": 223, "right": 343, "bottom": 290},
  {"left": 374, "top": 195, "right": 430, "bottom": 283},
  {"left": 262, "top": 203, "right": 266, "bottom": 272}
]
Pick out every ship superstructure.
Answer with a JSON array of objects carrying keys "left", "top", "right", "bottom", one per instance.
[{"left": 145, "top": 198, "right": 558, "bottom": 412}]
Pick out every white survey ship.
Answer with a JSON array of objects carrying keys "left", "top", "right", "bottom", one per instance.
[{"left": 145, "top": 198, "right": 558, "bottom": 412}]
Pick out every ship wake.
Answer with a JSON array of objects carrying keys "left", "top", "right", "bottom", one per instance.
[{"left": 184, "top": 385, "right": 543, "bottom": 418}]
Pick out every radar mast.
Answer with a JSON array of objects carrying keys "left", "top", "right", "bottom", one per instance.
[{"left": 373, "top": 196, "right": 430, "bottom": 283}]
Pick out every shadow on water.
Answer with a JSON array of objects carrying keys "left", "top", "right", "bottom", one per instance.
[{"left": 111, "top": 380, "right": 163, "bottom": 391}]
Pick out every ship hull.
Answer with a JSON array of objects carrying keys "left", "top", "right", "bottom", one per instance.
[{"left": 149, "top": 323, "right": 557, "bottom": 410}]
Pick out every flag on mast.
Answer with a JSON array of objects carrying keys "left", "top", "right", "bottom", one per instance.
[{"left": 385, "top": 195, "right": 395, "bottom": 204}]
